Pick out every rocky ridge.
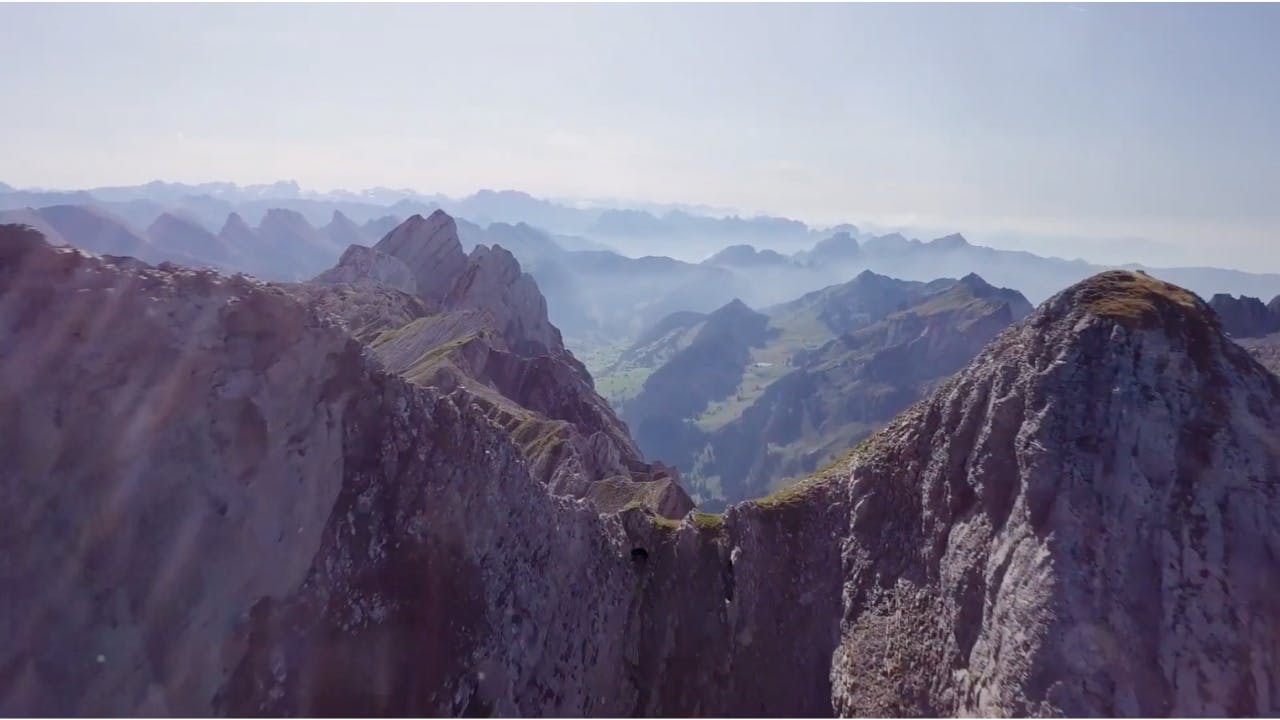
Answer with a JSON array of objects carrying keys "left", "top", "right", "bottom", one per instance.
[
  {"left": 1208, "top": 292, "right": 1280, "bottom": 338},
  {"left": 1, "top": 225, "right": 1276, "bottom": 717},
  {"left": 310, "top": 211, "right": 688, "bottom": 516}
]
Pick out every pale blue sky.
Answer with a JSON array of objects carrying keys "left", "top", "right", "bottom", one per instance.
[{"left": 2, "top": 3, "right": 1278, "bottom": 268}]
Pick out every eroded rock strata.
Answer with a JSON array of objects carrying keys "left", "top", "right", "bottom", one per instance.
[{"left": 1, "top": 223, "right": 1276, "bottom": 717}]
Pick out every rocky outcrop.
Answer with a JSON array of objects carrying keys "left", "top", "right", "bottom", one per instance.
[
  {"left": 312, "top": 213, "right": 689, "bottom": 517},
  {"left": 446, "top": 244, "right": 562, "bottom": 356},
  {"left": 373, "top": 210, "right": 469, "bottom": 304},
  {"left": 313, "top": 244, "right": 417, "bottom": 295},
  {"left": 1208, "top": 292, "right": 1280, "bottom": 338},
  {"left": 829, "top": 270, "right": 1280, "bottom": 715}
]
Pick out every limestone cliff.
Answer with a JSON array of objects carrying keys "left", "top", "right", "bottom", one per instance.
[{"left": 1, "top": 225, "right": 1275, "bottom": 718}]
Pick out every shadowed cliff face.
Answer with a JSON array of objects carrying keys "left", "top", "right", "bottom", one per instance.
[{"left": 2, "top": 226, "right": 1278, "bottom": 718}]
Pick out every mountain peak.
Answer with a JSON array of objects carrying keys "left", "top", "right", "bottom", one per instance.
[
  {"left": 705, "top": 244, "right": 789, "bottom": 267},
  {"left": 1062, "top": 269, "right": 1215, "bottom": 332},
  {"left": 956, "top": 271, "right": 992, "bottom": 290},
  {"left": 930, "top": 232, "right": 969, "bottom": 249},
  {"left": 218, "top": 212, "right": 253, "bottom": 240},
  {"left": 833, "top": 267, "right": 1280, "bottom": 716},
  {"left": 716, "top": 297, "right": 753, "bottom": 314},
  {"left": 446, "top": 242, "right": 561, "bottom": 354},
  {"left": 374, "top": 211, "right": 468, "bottom": 303},
  {"left": 852, "top": 268, "right": 889, "bottom": 283}
]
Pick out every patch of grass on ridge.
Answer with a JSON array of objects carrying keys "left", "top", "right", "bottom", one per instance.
[
  {"left": 1078, "top": 271, "right": 1203, "bottom": 328},
  {"left": 691, "top": 512, "right": 725, "bottom": 532}
]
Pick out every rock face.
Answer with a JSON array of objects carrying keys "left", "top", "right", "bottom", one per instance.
[
  {"left": 1208, "top": 292, "right": 1280, "bottom": 338},
  {"left": 373, "top": 210, "right": 469, "bottom": 304},
  {"left": 313, "top": 244, "right": 417, "bottom": 295},
  {"left": 3, "top": 225, "right": 1277, "bottom": 718},
  {"left": 446, "top": 244, "right": 562, "bottom": 356},
  {"left": 311, "top": 213, "right": 688, "bottom": 517},
  {"left": 829, "top": 270, "right": 1280, "bottom": 715}
]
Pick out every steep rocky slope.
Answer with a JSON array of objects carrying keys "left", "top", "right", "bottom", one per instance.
[
  {"left": 827, "top": 270, "right": 1280, "bottom": 715},
  {"left": 310, "top": 212, "right": 688, "bottom": 516},
  {"left": 1, "top": 226, "right": 1277, "bottom": 716}
]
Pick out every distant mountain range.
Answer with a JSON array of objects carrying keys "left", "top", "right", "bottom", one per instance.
[
  {"left": 4, "top": 179, "right": 1280, "bottom": 353},
  {"left": 606, "top": 271, "right": 1034, "bottom": 508}
]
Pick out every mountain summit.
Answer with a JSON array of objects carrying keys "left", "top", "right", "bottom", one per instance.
[{"left": 829, "top": 269, "right": 1280, "bottom": 715}]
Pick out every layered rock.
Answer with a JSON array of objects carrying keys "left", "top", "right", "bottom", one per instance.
[
  {"left": 3, "top": 226, "right": 1276, "bottom": 718},
  {"left": 311, "top": 213, "right": 688, "bottom": 516},
  {"left": 313, "top": 244, "right": 417, "bottom": 295},
  {"left": 373, "top": 210, "right": 469, "bottom": 304},
  {"left": 446, "top": 244, "right": 562, "bottom": 355}
]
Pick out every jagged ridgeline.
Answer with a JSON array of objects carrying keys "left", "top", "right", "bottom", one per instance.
[{"left": 1, "top": 220, "right": 1278, "bottom": 716}]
